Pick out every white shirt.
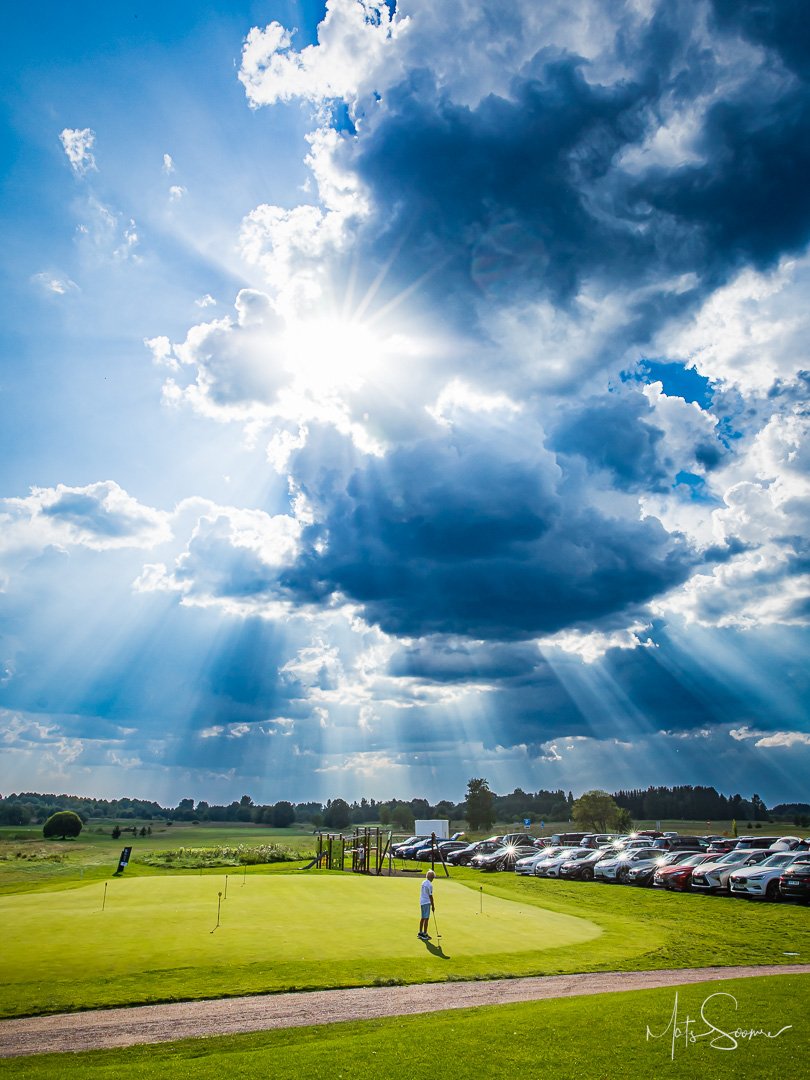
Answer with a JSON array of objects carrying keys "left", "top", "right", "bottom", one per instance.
[{"left": 420, "top": 878, "right": 433, "bottom": 905}]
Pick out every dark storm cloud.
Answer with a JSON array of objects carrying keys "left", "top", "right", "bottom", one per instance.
[
  {"left": 280, "top": 426, "right": 695, "bottom": 641},
  {"left": 553, "top": 390, "right": 669, "bottom": 491},
  {"left": 344, "top": 57, "right": 652, "bottom": 314},
  {"left": 336, "top": 0, "right": 810, "bottom": 336},
  {"left": 387, "top": 639, "right": 542, "bottom": 683}
]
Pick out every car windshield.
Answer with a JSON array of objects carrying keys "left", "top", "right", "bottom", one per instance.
[
  {"left": 678, "top": 853, "right": 709, "bottom": 866},
  {"left": 758, "top": 854, "right": 793, "bottom": 867}
]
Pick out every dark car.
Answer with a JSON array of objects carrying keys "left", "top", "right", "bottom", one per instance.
[
  {"left": 472, "top": 843, "right": 538, "bottom": 872},
  {"left": 396, "top": 837, "right": 433, "bottom": 859},
  {"left": 445, "top": 839, "right": 502, "bottom": 866},
  {"left": 415, "top": 840, "right": 468, "bottom": 861},
  {"left": 558, "top": 847, "right": 622, "bottom": 881},
  {"left": 651, "top": 836, "right": 709, "bottom": 852},
  {"left": 391, "top": 835, "right": 427, "bottom": 857},
  {"left": 778, "top": 861, "right": 810, "bottom": 902},
  {"left": 706, "top": 838, "right": 739, "bottom": 856}
]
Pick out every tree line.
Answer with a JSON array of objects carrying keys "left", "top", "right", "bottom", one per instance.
[{"left": 2, "top": 783, "right": 803, "bottom": 830}]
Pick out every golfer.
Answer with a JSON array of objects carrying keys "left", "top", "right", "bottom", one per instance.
[{"left": 418, "top": 869, "right": 435, "bottom": 940}]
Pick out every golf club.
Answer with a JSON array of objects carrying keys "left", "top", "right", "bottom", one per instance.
[{"left": 432, "top": 909, "right": 442, "bottom": 940}]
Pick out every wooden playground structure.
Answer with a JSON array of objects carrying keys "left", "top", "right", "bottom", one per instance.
[{"left": 307, "top": 828, "right": 450, "bottom": 876}]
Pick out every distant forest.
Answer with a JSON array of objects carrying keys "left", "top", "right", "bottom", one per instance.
[{"left": 1, "top": 785, "right": 807, "bottom": 828}]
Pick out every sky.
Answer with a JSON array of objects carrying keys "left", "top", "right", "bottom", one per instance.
[{"left": 1, "top": 0, "right": 809, "bottom": 808}]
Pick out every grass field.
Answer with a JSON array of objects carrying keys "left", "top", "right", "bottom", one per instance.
[
  {"left": 3, "top": 975, "right": 807, "bottom": 1080},
  {"left": 1, "top": 861, "right": 807, "bottom": 1018},
  {"left": 0, "top": 872, "right": 599, "bottom": 1017}
]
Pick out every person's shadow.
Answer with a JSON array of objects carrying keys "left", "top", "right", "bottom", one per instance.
[{"left": 423, "top": 939, "right": 449, "bottom": 959}]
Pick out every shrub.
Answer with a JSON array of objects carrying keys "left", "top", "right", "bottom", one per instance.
[
  {"left": 42, "top": 811, "right": 83, "bottom": 840},
  {"left": 138, "top": 843, "right": 309, "bottom": 869}
]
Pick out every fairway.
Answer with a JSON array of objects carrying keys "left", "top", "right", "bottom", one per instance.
[{"left": 0, "top": 873, "right": 599, "bottom": 1017}]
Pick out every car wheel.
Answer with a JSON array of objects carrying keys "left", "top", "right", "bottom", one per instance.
[
  {"left": 580, "top": 867, "right": 594, "bottom": 881},
  {"left": 765, "top": 880, "right": 780, "bottom": 902},
  {"left": 616, "top": 866, "right": 630, "bottom": 884}
]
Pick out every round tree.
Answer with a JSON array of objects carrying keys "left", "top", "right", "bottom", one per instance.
[
  {"left": 324, "top": 798, "right": 351, "bottom": 830},
  {"left": 42, "top": 810, "right": 83, "bottom": 840},
  {"left": 271, "top": 800, "right": 296, "bottom": 827}
]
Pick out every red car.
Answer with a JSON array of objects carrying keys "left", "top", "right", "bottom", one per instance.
[{"left": 653, "top": 852, "right": 712, "bottom": 890}]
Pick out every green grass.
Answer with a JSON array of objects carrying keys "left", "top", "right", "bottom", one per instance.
[
  {"left": 0, "top": 872, "right": 599, "bottom": 1017},
  {"left": 3, "top": 975, "right": 807, "bottom": 1080},
  {"left": 0, "top": 866, "right": 807, "bottom": 1019}
]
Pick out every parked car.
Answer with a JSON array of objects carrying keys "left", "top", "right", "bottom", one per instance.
[
  {"left": 729, "top": 853, "right": 810, "bottom": 901},
  {"left": 594, "top": 846, "right": 655, "bottom": 883},
  {"left": 558, "top": 847, "right": 622, "bottom": 881},
  {"left": 545, "top": 832, "right": 589, "bottom": 846},
  {"left": 778, "top": 861, "right": 810, "bottom": 902},
  {"left": 536, "top": 848, "right": 586, "bottom": 878},
  {"left": 625, "top": 850, "right": 701, "bottom": 886},
  {"left": 691, "top": 850, "right": 771, "bottom": 893},
  {"left": 769, "top": 836, "right": 809, "bottom": 852},
  {"left": 578, "top": 834, "right": 619, "bottom": 848},
  {"left": 514, "top": 846, "right": 566, "bottom": 876},
  {"left": 391, "top": 835, "right": 428, "bottom": 857},
  {"left": 445, "top": 839, "right": 501, "bottom": 866},
  {"left": 415, "top": 840, "right": 468, "bottom": 861},
  {"left": 733, "top": 836, "right": 783, "bottom": 852},
  {"left": 499, "top": 833, "right": 537, "bottom": 847},
  {"left": 394, "top": 837, "right": 434, "bottom": 859},
  {"left": 706, "top": 838, "right": 739, "bottom": 855},
  {"left": 653, "top": 852, "right": 714, "bottom": 890},
  {"left": 651, "top": 836, "right": 709, "bottom": 852},
  {"left": 473, "top": 843, "right": 538, "bottom": 872}
]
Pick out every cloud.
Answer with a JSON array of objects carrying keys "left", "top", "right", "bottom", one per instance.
[
  {"left": 169, "top": 185, "right": 187, "bottom": 201},
  {"left": 1, "top": 481, "right": 172, "bottom": 557},
  {"left": 135, "top": 501, "right": 301, "bottom": 617},
  {"left": 162, "top": 153, "right": 175, "bottom": 173},
  {"left": 31, "top": 272, "right": 79, "bottom": 296},
  {"left": 730, "top": 725, "right": 810, "bottom": 749},
  {"left": 239, "top": 0, "right": 404, "bottom": 109},
  {"left": 59, "top": 128, "right": 97, "bottom": 175}
]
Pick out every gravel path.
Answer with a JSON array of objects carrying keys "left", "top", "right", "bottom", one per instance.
[{"left": 1, "top": 965, "right": 807, "bottom": 1058}]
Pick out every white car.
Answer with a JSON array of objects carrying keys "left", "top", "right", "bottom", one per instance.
[
  {"left": 536, "top": 848, "right": 587, "bottom": 878},
  {"left": 729, "top": 853, "right": 810, "bottom": 901},
  {"left": 691, "top": 850, "right": 770, "bottom": 893},
  {"left": 514, "top": 846, "right": 566, "bottom": 876},
  {"left": 594, "top": 846, "right": 655, "bottom": 882}
]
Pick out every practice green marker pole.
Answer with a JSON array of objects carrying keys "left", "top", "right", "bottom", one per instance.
[
  {"left": 479, "top": 886, "right": 483, "bottom": 914},
  {"left": 224, "top": 874, "right": 228, "bottom": 900},
  {"left": 242, "top": 863, "right": 247, "bottom": 886},
  {"left": 211, "top": 891, "right": 222, "bottom": 934},
  {"left": 102, "top": 882, "right": 108, "bottom": 911}
]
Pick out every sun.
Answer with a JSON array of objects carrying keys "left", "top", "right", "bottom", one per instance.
[{"left": 282, "top": 316, "right": 384, "bottom": 391}]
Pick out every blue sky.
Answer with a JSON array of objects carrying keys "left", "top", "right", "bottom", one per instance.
[{"left": 1, "top": 1, "right": 809, "bottom": 807}]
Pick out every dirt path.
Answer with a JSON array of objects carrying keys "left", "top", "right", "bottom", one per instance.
[{"left": 1, "top": 965, "right": 808, "bottom": 1058}]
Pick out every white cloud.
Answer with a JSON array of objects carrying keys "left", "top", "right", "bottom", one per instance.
[
  {"left": 239, "top": 0, "right": 405, "bottom": 109},
  {"left": 163, "top": 153, "right": 175, "bottom": 173},
  {"left": 539, "top": 622, "right": 655, "bottom": 664},
  {"left": 31, "top": 272, "right": 78, "bottom": 296},
  {"left": 59, "top": 128, "right": 97, "bottom": 175},
  {"left": 660, "top": 255, "right": 810, "bottom": 394},
  {"left": 730, "top": 726, "right": 810, "bottom": 749},
  {"left": 195, "top": 294, "right": 216, "bottom": 308},
  {"left": 1, "top": 481, "right": 172, "bottom": 559},
  {"left": 169, "top": 185, "right": 187, "bottom": 201},
  {"left": 134, "top": 500, "right": 302, "bottom": 618}
]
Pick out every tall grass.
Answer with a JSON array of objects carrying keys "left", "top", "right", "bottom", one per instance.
[{"left": 137, "top": 843, "right": 310, "bottom": 868}]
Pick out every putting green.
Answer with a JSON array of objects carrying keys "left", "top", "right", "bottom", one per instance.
[{"left": 0, "top": 873, "right": 600, "bottom": 1016}]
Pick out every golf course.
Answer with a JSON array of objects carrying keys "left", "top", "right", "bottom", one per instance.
[{"left": 2, "top": 824, "right": 808, "bottom": 1077}]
